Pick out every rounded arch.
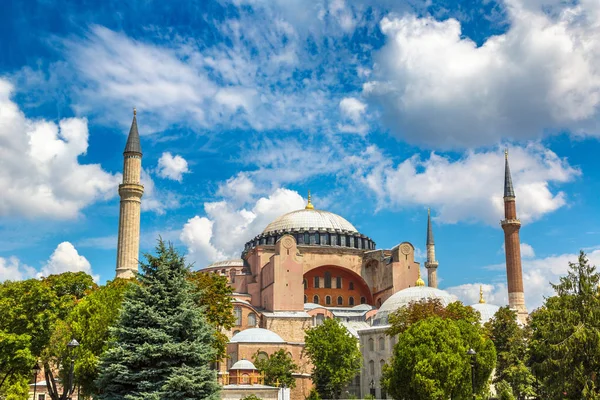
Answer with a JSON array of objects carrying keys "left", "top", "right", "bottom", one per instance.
[{"left": 303, "top": 265, "right": 374, "bottom": 307}]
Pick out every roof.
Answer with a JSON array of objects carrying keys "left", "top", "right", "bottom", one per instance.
[
  {"left": 230, "top": 359, "right": 257, "bottom": 370},
  {"left": 124, "top": 110, "right": 142, "bottom": 154},
  {"left": 341, "top": 320, "right": 372, "bottom": 338},
  {"left": 373, "top": 286, "right": 458, "bottom": 326},
  {"left": 230, "top": 328, "right": 285, "bottom": 343},
  {"left": 470, "top": 303, "right": 501, "bottom": 324},
  {"left": 206, "top": 259, "right": 244, "bottom": 269},
  {"left": 262, "top": 209, "right": 358, "bottom": 235},
  {"left": 504, "top": 150, "right": 515, "bottom": 197}
]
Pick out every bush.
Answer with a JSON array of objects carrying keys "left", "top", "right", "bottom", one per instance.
[{"left": 241, "top": 395, "right": 262, "bottom": 400}]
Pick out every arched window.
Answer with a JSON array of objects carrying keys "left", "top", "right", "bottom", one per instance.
[
  {"left": 303, "top": 279, "right": 308, "bottom": 289},
  {"left": 368, "top": 338, "right": 374, "bottom": 351},
  {"left": 380, "top": 359, "right": 386, "bottom": 372},
  {"left": 313, "top": 295, "right": 319, "bottom": 304},
  {"left": 221, "top": 269, "right": 226, "bottom": 275},
  {"left": 349, "top": 282, "right": 354, "bottom": 290},
  {"left": 323, "top": 233, "right": 329, "bottom": 245},
  {"left": 314, "top": 233, "right": 320, "bottom": 244},
  {"left": 349, "top": 296, "right": 355, "bottom": 306},
  {"left": 337, "top": 296, "right": 343, "bottom": 305},
  {"left": 324, "top": 272, "right": 332, "bottom": 288},
  {"left": 304, "top": 232, "right": 310, "bottom": 244},
  {"left": 314, "top": 276, "right": 320, "bottom": 288},
  {"left": 304, "top": 294, "right": 308, "bottom": 303},
  {"left": 248, "top": 312, "right": 257, "bottom": 327},
  {"left": 257, "top": 352, "right": 268, "bottom": 361},
  {"left": 369, "top": 360, "right": 375, "bottom": 375},
  {"left": 390, "top": 336, "right": 396, "bottom": 348},
  {"left": 336, "top": 276, "right": 342, "bottom": 289},
  {"left": 379, "top": 337, "right": 385, "bottom": 350},
  {"left": 325, "top": 295, "right": 331, "bottom": 305},
  {"left": 337, "top": 234, "right": 342, "bottom": 246},
  {"left": 241, "top": 373, "right": 250, "bottom": 384},
  {"left": 360, "top": 296, "right": 366, "bottom": 304},
  {"left": 316, "top": 314, "right": 325, "bottom": 326},
  {"left": 234, "top": 306, "right": 242, "bottom": 326}
]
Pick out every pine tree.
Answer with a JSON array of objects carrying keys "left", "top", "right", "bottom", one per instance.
[{"left": 96, "top": 240, "right": 220, "bottom": 400}]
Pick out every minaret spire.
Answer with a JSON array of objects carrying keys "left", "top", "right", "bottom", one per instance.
[
  {"left": 116, "top": 109, "right": 144, "bottom": 279},
  {"left": 501, "top": 150, "right": 527, "bottom": 323},
  {"left": 425, "top": 208, "right": 439, "bottom": 288}
]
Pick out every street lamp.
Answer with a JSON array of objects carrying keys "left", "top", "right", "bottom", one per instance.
[
  {"left": 369, "top": 378, "right": 375, "bottom": 397},
  {"left": 67, "top": 339, "right": 80, "bottom": 400},
  {"left": 467, "top": 348, "right": 477, "bottom": 400},
  {"left": 32, "top": 362, "right": 41, "bottom": 400}
]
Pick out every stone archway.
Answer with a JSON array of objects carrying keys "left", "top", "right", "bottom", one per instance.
[{"left": 303, "top": 265, "right": 373, "bottom": 306}]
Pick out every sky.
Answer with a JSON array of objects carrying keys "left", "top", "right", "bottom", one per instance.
[{"left": 1, "top": 0, "right": 600, "bottom": 312}]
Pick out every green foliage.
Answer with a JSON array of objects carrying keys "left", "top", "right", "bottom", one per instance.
[
  {"left": 382, "top": 315, "right": 495, "bottom": 400},
  {"left": 240, "top": 395, "right": 262, "bottom": 400},
  {"left": 305, "top": 388, "right": 321, "bottom": 400},
  {"left": 96, "top": 240, "right": 220, "bottom": 400},
  {"left": 528, "top": 251, "right": 600, "bottom": 400},
  {"left": 304, "top": 318, "right": 362, "bottom": 399},
  {"left": 0, "top": 331, "right": 35, "bottom": 394},
  {"left": 252, "top": 349, "right": 298, "bottom": 389},
  {"left": 496, "top": 380, "right": 516, "bottom": 400},
  {"left": 187, "top": 271, "right": 235, "bottom": 361}
]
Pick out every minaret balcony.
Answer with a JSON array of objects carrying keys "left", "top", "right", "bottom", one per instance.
[{"left": 501, "top": 218, "right": 521, "bottom": 226}]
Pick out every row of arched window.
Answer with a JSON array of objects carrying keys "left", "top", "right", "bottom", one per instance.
[
  {"left": 305, "top": 294, "right": 367, "bottom": 306},
  {"left": 368, "top": 359, "right": 386, "bottom": 376},
  {"left": 305, "top": 274, "right": 355, "bottom": 290},
  {"left": 233, "top": 306, "right": 257, "bottom": 327},
  {"left": 368, "top": 336, "right": 390, "bottom": 352},
  {"left": 244, "top": 232, "right": 375, "bottom": 251}
]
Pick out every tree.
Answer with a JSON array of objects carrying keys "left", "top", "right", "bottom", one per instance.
[
  {"left": 304, "top": 318, "right": 362, "bottom": 399},
  {"left": 240, "top": 395, "right": 262, "bottom": 400},
  {"left": 485, "top": 307, "right": 535, "bottom": 400},
  {"left": 96, "top": 240, "right": 220, "bottom": 400},
  {"left": 252, "top": 349, "right": 298, "bottom": 388},
  {"left": 0, "top": 332, "right": 35, "bottom": 393},
  {"left": 187, "top": 271, "right": 235, "bottom": 361},
  {"left": 528, "top": 251, "right": 600, "bottom": 399},
  {"left": 382, "top": 316, "right": 495, "bottom": 400}
]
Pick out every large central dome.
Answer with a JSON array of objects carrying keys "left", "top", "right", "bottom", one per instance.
[{"left": 262, "top": 209, "right": 358, "bottom": 235}]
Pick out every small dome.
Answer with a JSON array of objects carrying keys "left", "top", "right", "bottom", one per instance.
[
  {"left": 230, "top": 359, "right": 257, "bottom": 370},
  {"left": 470, "top": 303, "right": 500, "bottom": 324},
  {"left": 373, "top": 286, "right": 458, "bottom": 326},
  {"left": 262, "top": 209, "right": 358, "bottom": 234},
  {"left": 230, "top": 328, "right": 285, "bottom": 343},
  {"left": 205, "top": 259, "right": 244, "bottom": 269}
]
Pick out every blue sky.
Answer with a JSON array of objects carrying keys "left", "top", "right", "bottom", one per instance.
[{"left": 1, "top": 0, "right": 600, "bottom": 311}]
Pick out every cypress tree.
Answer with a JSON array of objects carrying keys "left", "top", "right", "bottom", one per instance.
[{"left": 96, "top": 240, "right": 219, "bottom": 400}]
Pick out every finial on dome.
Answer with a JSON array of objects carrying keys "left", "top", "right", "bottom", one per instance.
[
  {"left": 133, "top": 107, "right": 136, "bottom": 116},
  {"left": 305, "top": 190, "right": 314, "bottom": 210},
  {"left": 415, "top": 268, "right": 425, "bottom": 287},
  {"left": 505, "top": 148, "right": 508, "bottom": 160},
  {"left": 479, "top": 285, "right": 486, "bottom": 304}
]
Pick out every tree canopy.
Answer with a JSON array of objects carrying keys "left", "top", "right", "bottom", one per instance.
[
  {"left": 252, "top": 349, "right": 298, "bottom": 388},
  {"left": 96, "top": 240, "right": 220, "bottom": 400},
  {"left": 304, "top": 318, "right": 362, "bottom": 399}
]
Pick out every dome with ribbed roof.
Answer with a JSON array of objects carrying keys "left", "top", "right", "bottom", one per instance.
[
  {"left": 230, "top": 328, "right": 285, "bottom": 343},
  {"left": 262, "top": 209, "right": 358, "bottom": 234},
  {"left": 373, "top": 286, "right": 458, "bottom": 326},
  {"left": 470, "top": 303, "right": 500, "bottom": 324},
  {"left": 230, "top": 359, "right": 257, "bottom": 370}
]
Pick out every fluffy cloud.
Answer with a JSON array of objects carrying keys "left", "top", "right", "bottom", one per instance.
[
  {"left": 365, "top": 0, "right": 600, "bottom": 148},
  {"left": 447, "top": 247, "right": 600, "bottom": 311},
  {"left": 0, "top": 256, "right": 36, "bottom": 282},
  {"left": 180, "top": 188, "right": 305, "bottom": 268},
  {"left": 348, "top": 143, "right": 580, "bottom": 224},
  {"left": 338, "top": 97, "right": 369, "bottom": 134},
  {"left": 501, "top": 242, "right": 536, "bottom": 258},
  {"left": 140, "top": 169, "right": 180, "bottom": 215},
  {"left": 0, "top": 79, "right": 121, "bottom": 219},
  {"left": 39, "top": 242, "right": 97, "bottom": 281},
  {"left": 157, "top": 152, "right": 190, "bottom": 182}
]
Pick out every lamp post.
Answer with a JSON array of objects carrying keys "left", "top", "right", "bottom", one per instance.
[
  {"left": 467, "top": 348, "right": 477, "bottom": 400},
  {"left": 67, "top": 339, "right": 79, "bottom": 400},
  {"left": 32, "top": 362, "right": 41, "bottom": 400},
  {"left": 369, "top": 378, "right": 375, "bottom": 397}
]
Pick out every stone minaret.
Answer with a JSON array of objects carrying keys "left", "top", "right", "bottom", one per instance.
[
  {"left": 501, "top": 150, "right": 527, "bottom": 322},
  {"left": 425, "top": 208, "right": 439, "bottom": 288},
  {"left": 116, "top": 109, "right": 144, "bottom": 279}
]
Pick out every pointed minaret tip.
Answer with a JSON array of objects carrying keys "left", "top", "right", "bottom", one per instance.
[
  {"left": 479, "top": 285, "right": 486, "bottom": 304},
  {"left": 426, "top": 208, "right": 434, "bottom": 246},
  {"left": 305, "top": 189, "right": 314, "bottom": 210},
  {"left": 504, "top": 148, "right": 515, "bottom": 198},
  {"left": 415, "top": 268, "right": 425, "bottom": 287},
  {"left": 124, "top": 108, "right": 142, "bottom": 155}
]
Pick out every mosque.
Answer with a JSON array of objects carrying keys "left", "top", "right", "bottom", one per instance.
[{"left": 114, "top": 112, "right": 527, "bottom": 399}]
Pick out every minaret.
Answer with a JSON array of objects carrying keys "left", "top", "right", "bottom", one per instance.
[
  {"left": 116, "top": 109, "right": 144, "bottom": 279},
  {"left": 501, "top": 150, "right": 527, "bottom": 322},
  {"left": 425, "top": 208, "right": 439, "bottom": 288}
]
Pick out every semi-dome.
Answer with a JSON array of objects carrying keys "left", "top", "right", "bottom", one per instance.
[
  {"left": 230, "top": 359, "right": 257, "bottom": 370},
  {"left": 230, "top": 328, "right": 285, "bottom": 343},
  {"left": 373, "top": 286, "right": 458, "bottom": 326},
  {"left": 262, "top": 209, "right": 358, "bottom": 235},
  {"left": 470, "top": 303, "right": 500, "bottom": 324},
  {"left": 206, "top": 259, "right": 244, "bottom": 269}
]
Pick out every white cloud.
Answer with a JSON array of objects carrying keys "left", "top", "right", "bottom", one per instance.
[
  {"left": 157, "top": 152, "right": 190, "bottom": 182},
  {"left": 0, "top": 256, "right": 36, "bottom": 282},
  {"left": 216, "top": 172, "right": 256, "bottom": 205},
  {"left": 0, "top": 79, "right": 121, "bottom": 219},
  {"left": 140, "top": 169, "right": 180, "bottom": 215},
  {"left": 501, "top": 242, "right": 536, "bottom": 258},
  {"left": 348, "top": 143, "right": 580, "bottom": 225},
  {"left": 365, "top": 0, "right": 600, "bottom": 148},
  {"left": 338, "top": 97, "right": 369, "bottom": 134},
  {"left": 180, "top": 188, "right": 305, "bottom": 268},
  {"left": 447, "top": 248, "right": 600, "bottom": 311},
  {"left": 38, "top": 242, "right": 98, "bottom": 281}
]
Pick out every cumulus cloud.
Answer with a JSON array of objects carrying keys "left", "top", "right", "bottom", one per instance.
[
  {"left": 180, "top": 188, "right": 305, "bottom": 268},
  {"left": 501, "top": 242, "right": 536, "bottom": 258},
  {"left": 0, "top": 256, "right": 36, "bottom": 282},
  {"left": 0, "top": 79, "right": 121, "bottom": 219},
  {"left": 348, "top": 143, "right": 580, "bottom": 225},
  {"left": 38, "top": 242, "right": 98, "bottom": 281},
  {"left": 365, "top": 0, "right": 600, "bottom": 148},
  {"left": 140, "top": 169, "right": 180, "bottom": 215},
  {"left": 338, "top": 97, "right": 369, "bottom": 134},
  {"left": 446, "top": 248, "right": 600, "bottom": 311},
  {"left": 157, "top": 152, "right": 190, "bottom": 182}
]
